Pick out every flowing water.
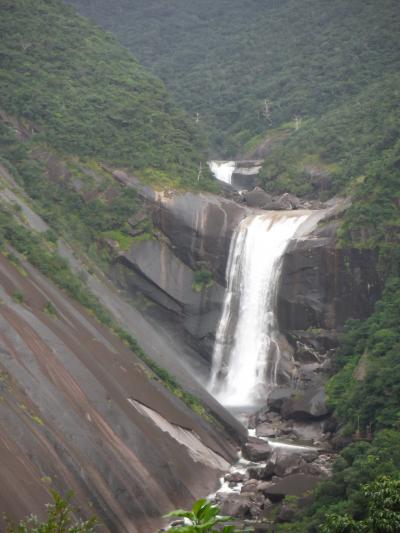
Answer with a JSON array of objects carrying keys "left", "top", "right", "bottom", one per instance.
[
  {"left": 208, "top": 161, "right": 236, "bottom": 185},
  {"left": 208, "top": 212, "right": 310, "bottom": 408}
]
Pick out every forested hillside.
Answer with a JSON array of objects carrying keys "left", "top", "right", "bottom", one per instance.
[
  {"left": 66, "top": 0, "right": 399, "bottom": 155},
  {"left": 0, "top": 0, "right": 214, "bottom": 190}
]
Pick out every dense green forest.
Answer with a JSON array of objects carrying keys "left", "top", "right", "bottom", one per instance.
[
  {"left": 0, "top": 0, "right": 215, "bottom": 190},
  {"left": 66, "top": 0, "right": 400, "bottom": 156}
]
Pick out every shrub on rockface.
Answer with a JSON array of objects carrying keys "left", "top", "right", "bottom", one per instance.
[{"left": 5, "top": 491, "right": 97, "bottom": 532}]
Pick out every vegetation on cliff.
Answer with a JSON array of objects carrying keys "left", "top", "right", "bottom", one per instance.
[
  {"left": 0, "top": 0, "right": 215, "bottom": 191},
  {"left": 6, "top": 492, "right": 97, "bottom": 532},
  {"left": 281, "top": 277, "right": 400, "bottom": 530},
  {"left": 0, "top": 203, "right": 218, "bottom": 424}
]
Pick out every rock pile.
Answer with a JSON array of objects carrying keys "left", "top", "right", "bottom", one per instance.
[{"left": 212, "top": 403, "right": 335, "bottom": 529}]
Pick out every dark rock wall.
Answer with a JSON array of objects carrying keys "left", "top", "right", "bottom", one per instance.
[
  {"left": 278, "top": 222, "right": 383, "bottom": 332},
  {"left": 108, "top": 189, "right": 250, "bottom": 362},
  {"left": 154, "top": 192, "right": 249, "bottom": 283},
  {"left": 110, "top": 237, "right": 226, "bottom": 362}
]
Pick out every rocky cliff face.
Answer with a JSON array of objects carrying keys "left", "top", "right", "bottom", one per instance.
[
  {"left": 278, "top": 220, "right": 383, "bottom": 332},
  {"left": 274, "top": 213, "right": 384, "bottom": 397},
  {"left": 0, "top": 165, "right": 247, "bottom": 532},
  {"left": 112, "top": 178, "right": 383, "bottom": 393},
  {"left": 109, "top": 179, "right": 251, "bottom": 362},
  {"left": 0, "top": 251, "right": 238, "bottom": 532}
]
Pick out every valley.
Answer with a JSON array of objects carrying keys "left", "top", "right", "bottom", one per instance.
[{"left": 0, "top": 1, "right": 399, "bottom": 532}]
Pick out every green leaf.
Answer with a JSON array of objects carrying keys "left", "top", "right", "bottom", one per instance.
[
  {"left": 197, "top": 503, "right": 219, "bottom": 523},
  {"left": 164, "top": 510, "right": 194, "bottom": 520},
  {"left": 192, "top": 499, "right": 208, "bottom": 517}
]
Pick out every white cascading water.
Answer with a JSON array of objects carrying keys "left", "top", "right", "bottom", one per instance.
[
  {"left": 209, "top": 161, "right": 236, "bottom": 185},
  {"left": 208, "top": 212, "right": 309, "bottom": 408}
]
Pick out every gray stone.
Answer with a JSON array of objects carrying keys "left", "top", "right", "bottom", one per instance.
[
  {"left": 281, "top": 387, "right": 330, "bottom": 420},
  {"left": 278, "top": 227, "right": 383, "bottom": 332},
  {"left": 241, "top": 479, "right": 260, "bottom": 493},
  {"left": 244, "top": 187, "right": 273, "bottom": 208},
  {"left": 267, "top": 387, "right": 295, "bottom": 412},
  {"left": 219, "top": 493, "right": 265, "bottom": 519},
  {"left": 256, "top": 422, "right": 278, "bottom": 438},
  {"left": 278, "top": 193, "right": 300, "bottom": 210},
  {"left": 273, "top": 454, "right": 306, "bottom": 477},
  {"left": 243, "top": 437, "right": 273, "bottom": 462},
  {"left": 225, "top": 471, "right": 248, "bottom": 483},
  {"left": 247, "top": 462, "right": 275, "bottom": 481},
  {"left": 263, "top": 474, "right": 321, "bottom": 499}
]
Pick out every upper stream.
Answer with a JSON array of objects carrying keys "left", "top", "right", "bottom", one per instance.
[{"left": 208, "top": 160, "right": 236, "bottom": 185}]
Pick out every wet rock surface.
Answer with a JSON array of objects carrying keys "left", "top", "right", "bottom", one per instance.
[
  {"left": 212, "top": 405, "right": 336, "bottom": 530},
  {"left": 243, "top": 437, "right": 273, "bottom": 462},
  {"left": 278, "top": 221, "right": 384, "bottom": 332}
]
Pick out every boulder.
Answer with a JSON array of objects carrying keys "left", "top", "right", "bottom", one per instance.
[
  {"left": 127, "top": 210, "right": 148, "bottom": 228},
  {"left": 273, "top": 453, "right": 307, "bottom": 478},
  {"left": 247, "top": 461, "right": 275, "bottom": 481},
  {"left": 278, "top": 193, "right": 300, "bottom": 210},
  {"left": 244, "top": 187, "right": 273, "bottom": 208},
  {"left": 225, "top": 471, "right": 248, "bottom": 483},
  {"left": 299, "top": 462, "right": 329, "bottom": 478},
  {"left": 256, "top": 422, "right": 278, "bottom": 438},
  {"left": 263, "top": 474, "right": 321, "bottom": 501},
  {"left": 267, "top": 387, "right": 295, "bottom": 412},
  {"left": 242, "top": 437, "right": 273, "bottom": 462},
  {"left": 219, "top": 493, "right": 265, "bottom": 519},
  {"left": 281, "top": 387, "right": 330, "bottom": 420},
  {"left": 241, "top": 479, "right": 260, "bottom": 493}
]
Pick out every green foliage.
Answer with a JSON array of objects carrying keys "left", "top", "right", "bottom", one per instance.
[
  {"left": 0, "top": 0, "right": 215, "bottom": 190},
  {"left": 5, "top": 490, "right": 97, "bottom": 532},
  {"left": 65, "top": 0, "right": 400, "bottom": 280},
  {"left": 321, "top": 476, "right": 400, "bottom": 533},
  {"left": 192, "top": 268, "right": 214, "bottom": 293},
  {"left": 258, "top": 73, "right": 400, "bottom": 199},
  {"left": 289, "top": 275, "right": 400, "bottom": 530},
  {"left": 12, "top": 291, "right": 24, "bottom": 303},
  {"left": 101, "top": 230, "right": 134, "bottom": 251},
  {"left": 0, "top": 121, "right": 139, "bottom": 255},
  {"left": 164, "top": 499, "right": 248, "bottom": 533},
  {"left": 326, "top": 277, "right": 400, "bottom": 435},
  {"left": 67, "top": 0, "right": 400, "bottom": 156},
  {"left": 43, "top": 301, "right": 58, "bottom": 317}
]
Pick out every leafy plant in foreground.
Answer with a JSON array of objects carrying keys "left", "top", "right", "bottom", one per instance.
[{"left": 164, "top": 498, "right": 250, "bottom": 532}]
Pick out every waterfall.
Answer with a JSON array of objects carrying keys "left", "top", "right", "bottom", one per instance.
[
  {"left": 209, "top": 161, "right": 236, "bottom": 185},
  {"left": 208, "top": 212, "right": 309, "bottom": 408}
]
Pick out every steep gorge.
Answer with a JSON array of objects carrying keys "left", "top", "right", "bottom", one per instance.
[{"left": 0, "top": 0, "right": 398, "bottom": 531}]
